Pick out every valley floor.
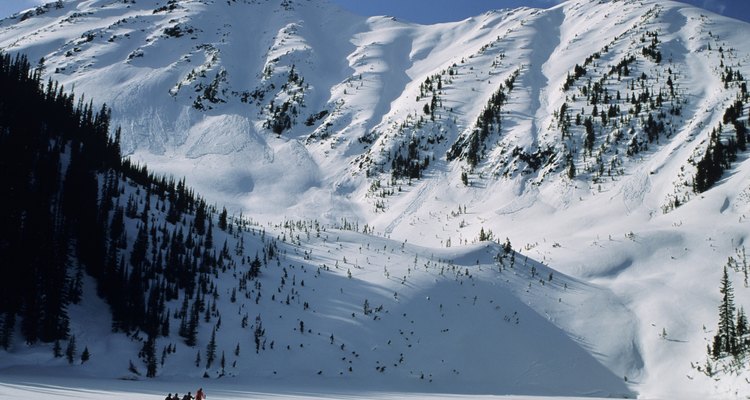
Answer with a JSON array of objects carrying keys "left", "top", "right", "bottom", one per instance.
[{"left": 0, "top": 373, "right": 614, "bottom": 400}]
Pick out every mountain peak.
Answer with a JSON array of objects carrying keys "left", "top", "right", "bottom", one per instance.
[{"left": 2, "top": 0, "right": 750, "bottom": 397}]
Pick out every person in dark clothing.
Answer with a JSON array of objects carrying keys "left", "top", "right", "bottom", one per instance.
[{"left": 182, "top": 392, "right": 193, "bottom": 400}]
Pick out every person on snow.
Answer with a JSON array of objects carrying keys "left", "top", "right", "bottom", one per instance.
[
  {"left": 181, "top": 392, "right": 193, "bottom": 400},
  {"left": 165, "top": 394, "right": 174, "bottom": 400},
  {"left": 196, "top": 388, "right": 206, "bottom": 400}
]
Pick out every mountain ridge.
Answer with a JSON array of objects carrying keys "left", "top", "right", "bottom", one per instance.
[{"left": 2, "top": 0, "right": 750, "bottom": 397}]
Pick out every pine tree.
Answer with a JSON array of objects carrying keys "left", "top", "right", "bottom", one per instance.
[
  {"left": 205, "top": 327, "right": 216, "bottom": 368},
  {"left": 161, "top": 310, "right": 170, "bottom": 337},
  {"left": 461, "top": 171, "right": 469, "bottom": 186},
  {"left": 254, "top": 315, "right": 264, "bottom": 353},
  {"left": 250, "top": 253, "right": 262, "bottom": 279},
  {"left": 194, "top": 199, "right": 207, "bottom": 235},
  {"left": 205, "top": 220, "right": 213, "bottom": 250},
  {"left": 566, "top": 154, "right": 576, "bottom": 179},
  {"left": 144, "top": 336, "right": 157, "bottom": 377},
  {"left": 714, "top": 266, "right": 737, "bottom": 356},
  {"left": 65, "top": 335, "right": 77, "bottom": 364},
  {"left": 584, "top": 117, "right": 595, "bottom": 152},
  {"left": 478, "top": 227, "right": 492, "bottom": 242},
  {"left": 502, "top": 238, "right": 513, "bottom": 254},
  {"left": 53, "top": 339, "right": 62, "bottom": 358},
  {"left": 218, "top": 207, "right": 228, "bottom": 231},
  {"left": 363, "top": 299, "right": 371, "bottom": 315},
  {"left": 185, "top": 297, "right": 200, "bottom": 347},
  {"left": 81, "top": 346, "right": 90, "bottom": 363},
  {"left": 735, "top": 121, "right": 747, "bottom": 152},
  {"left": 737, "top": 307, "right": 748, "bottom": 353},
  {"left": 220, "top": 351, "right": 226, "bottom": 374},
  {"left": 0, "top": 313, "right": 14, "bottom": 350}
]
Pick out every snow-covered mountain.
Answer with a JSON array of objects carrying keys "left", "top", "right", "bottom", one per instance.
[
  {"left": 1, "top": 0, "right": 747, "bottom": 226},
  {"left": 2, "top": 0, "right": 750, "bottom": 398}
]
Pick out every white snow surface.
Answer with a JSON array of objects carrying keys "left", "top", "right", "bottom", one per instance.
[
  {"left": 2, "top": 0, "right": 750, "bottom": 398},
  {"left": 0, "top": 378, "right": 601, "bottom": 400}
]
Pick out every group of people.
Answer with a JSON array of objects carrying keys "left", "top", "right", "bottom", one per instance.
[{"left": 165, "top": 388, "right": 205, "bottom": 400}]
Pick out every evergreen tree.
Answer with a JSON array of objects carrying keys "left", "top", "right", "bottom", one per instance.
[
  {"left": 502, "top": 238, "right": 513, "bottom": 254},
  {"left": 254, "top": 315, "right": 264, "bottom": 353},
  {"left": 478, "top": 227, "right": 492, "bottom": 242},
  {"left": 363, "top": 299, "right": 371, "bottom": 316},
  {"left": 161, "top": 310, "right": 171, "bottom": 337},
  {"left": 0, "top": 313, "right": 14, "bottom": 350},
  {"left": 250, "top": 254, "right": 262, "bottom": 279},
  {"left": 81, "top": 346, "right": 90, "bottom": 363},
  {"left": 584, "top": 117, "right": 595, "bottom": 152},
  {"left": 566, "top": 154, "right": 576, "bottom": 179},
  {"left": 735, "top": 121, "right": 747, "bottom": 152},
  {"left": 737, "top": 307, "right": 748, "bottom": 353},
  {"left": 53, "top": 339, "right": 62, "bottom": 358},
  {"left": 194, "top": 199, "right": 207, "bottom": 235},
  {"left": 65, "top": 335, "right": 77, "bottom": 364},
  {"left": 218, "top": 207, "right": 228, "bottom": 231},
  {"left": 220, "top": 351, "right": 226, "bottom": 374},
  {"left": 714, "top": 266, "right": 737, "bottom": 356},
  {"left": 205, "top": 327, "right": 217, "bottom": 368},
  {"left": 144, "top": 336, "right": 157, "bottom": 377},
  {"left": 185, "top": 297, "right": 199, "bottom": 347},
  {"left": 205, "top": 220, "right": 213, "bottom": 250}
]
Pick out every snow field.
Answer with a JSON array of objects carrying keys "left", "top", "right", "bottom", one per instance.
[{"left": 2, "top": 0, "right": 750, "bottom": 397}]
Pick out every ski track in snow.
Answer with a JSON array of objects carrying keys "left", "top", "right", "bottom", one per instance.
[{"left": 0, "top": 379, "right": 606, "bottom": 400}]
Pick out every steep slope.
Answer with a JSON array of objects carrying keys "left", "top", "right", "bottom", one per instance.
[
  {"left": 2, "top": 0, "right": 750, "bottom": 398},
  {"left": 0, "top": 0, "right": 746, "bottom": 229},
  {"left": 0, "top": 0, "right": 368, "bottom": 217}
]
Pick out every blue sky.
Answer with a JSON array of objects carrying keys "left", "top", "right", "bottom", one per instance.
[{"left": 0, "top": 0, "right": 747, "bottom": 23}]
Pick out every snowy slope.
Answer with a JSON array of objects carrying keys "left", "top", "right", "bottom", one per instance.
[
  {"left": 0, "top": 188, "right": 637, "bottom": 397},
  {"left": 1, "top": 0, "right": 747, "bottom": 227},
  {"left": 2, "top": 0, "right": 750, "bottom": 398}
]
